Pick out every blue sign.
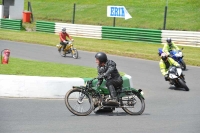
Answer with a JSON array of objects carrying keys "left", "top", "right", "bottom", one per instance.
[
  {"left": 107, "top": 6, "right": 132, "bottom": 20},
  {"left": 110, "top": 7, "right": 125, "bottom": 17}
]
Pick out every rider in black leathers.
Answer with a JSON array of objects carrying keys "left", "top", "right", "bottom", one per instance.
[{"left": 95, "top": 52, "right": 123, "bottom": 105}]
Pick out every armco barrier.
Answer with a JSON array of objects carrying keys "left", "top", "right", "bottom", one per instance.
[
  {"left": 0, "top": 19, "right": 22, "bottom": 30},
  {"left": 36, "top": 21, "right": 55, "bottom": 33},
  {"left": 0, "top": 74, "right": 133, "bottom": 98},
  {"left": 102, "top": 26, "right": 162, "bottom": 43},
  {"left": 35, "top": 20, "right": 200, "bottom": 46},
  {"left": 162, "top": 30, "right": 200, "bottom": 46},
  {"left": 55, "top": 22, "right": 102, "bottom": 39}
]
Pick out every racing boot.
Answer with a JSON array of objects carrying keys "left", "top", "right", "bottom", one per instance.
[{"left": 106, "top": 85, "right": 119, "bottom": 106}]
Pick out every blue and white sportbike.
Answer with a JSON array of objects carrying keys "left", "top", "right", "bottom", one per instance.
[{"left": 158, "top": 48, "right": 186, "bottom": 70}]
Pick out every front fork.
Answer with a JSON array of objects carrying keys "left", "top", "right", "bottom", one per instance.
[
  {"left": 70, "top": 48, "right": 74, "bottom": 54},
  {"left": 77, "top": 91, "right": 85, "bottom": 104},
  {"left": 173, "top": 75, "right": 185, "bottom": 85}
]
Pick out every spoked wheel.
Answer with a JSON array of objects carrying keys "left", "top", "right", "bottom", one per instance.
[
  {"left": 65, "top": 88, "right": 93, "bottom": 116},
  {"left": 121, "top": 94, "right": 145, "bottom": 115},
  {"left": 59, "top": 51, "right": 66, "bottom": 57},
  {"left": 71, "top": 48, "right": 78, "bottom": 59},
  {"left": 57, "top": 45, "right": 66, "bottom": 57}
]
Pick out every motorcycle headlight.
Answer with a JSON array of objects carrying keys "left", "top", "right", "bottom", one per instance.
[
  {"left": 175, "top": 53, "right": 180, "bottom": 57},
  {"left": 84, "top": 82, "right": 87, "bottom": 87},
  {"left": 179, "top": 52, "right": 183, "bottom": 57},
  {"left": 140, "top": 91, "right": 144, "bottom": 96},
  {"left": 138, "top": 89, "right": 144, "bottom": 96}
]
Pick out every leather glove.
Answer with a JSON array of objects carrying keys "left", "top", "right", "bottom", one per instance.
[
  {"left": 96, "top": 79, "right": 103, "bottom": 87},
  {"left": 63, "top": 40, "right": 68, "bottom": 43},
  {"left": 176, "top": 65, "right": 181, "bottom": 68},
  {"left": 164, "top": 74, "right": 169, "bottom": 81},
  {"left": 71, "top": 39, "right": 74, "bottom": 42},
  {"left": 98, "top": 73, "right": 106, "bottom": 79}
]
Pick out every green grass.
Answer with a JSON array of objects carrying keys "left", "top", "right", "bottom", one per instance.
[
  {"left": 24, "top": 0, "right": 200, "bottom": 31},
  {"left": 0, "top": 57, "right": 98, "bottom": 77},
  {"left": 0, "top": 57, "right": 124, "bottom": 77},
  {"left": 0, "top": 29, "right": 200, "bottom": 66}
]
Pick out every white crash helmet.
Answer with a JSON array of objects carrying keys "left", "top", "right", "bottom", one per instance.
[{"left": 61, "top": 27, "right": 66, "bottom": 33}]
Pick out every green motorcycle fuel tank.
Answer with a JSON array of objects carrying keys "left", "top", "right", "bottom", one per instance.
[{"left": 84, "top": 77, "right": 144, "bottom": 99}]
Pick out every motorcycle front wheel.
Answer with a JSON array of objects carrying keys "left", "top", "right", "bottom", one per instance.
[
  {"left": 178, "top": 78, "right": 189, "bottom": 91},
  {"left": 180, "top": 60, "right": 186, "bottom": 70},
  {"left": 71, "top": 48, "right": 78, "bottom": 59},
  {"left": 121, "top": 94, "right": 145, "bottom": 115},
  {"left": 65, "top": 88, "right": 93, "bottom": 116}
]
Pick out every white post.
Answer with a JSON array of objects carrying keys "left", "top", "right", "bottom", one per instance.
[{"left": 0, "top": 5, "right": 3, "bottom": 18}]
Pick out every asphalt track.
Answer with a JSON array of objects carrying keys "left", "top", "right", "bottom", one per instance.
[{"left": 0, "top": 40, "right": 200, "bottom": 133}]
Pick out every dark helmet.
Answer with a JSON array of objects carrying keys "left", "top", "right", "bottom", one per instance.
[
  {"left": 95, "top": 52, "right": 107, "bottom": 63},
  {"left": 166, "top": 38, "right": 172, "bottom": 44},
  {"left": 161, "top": 53, "right": 168, "bottom": 61}
]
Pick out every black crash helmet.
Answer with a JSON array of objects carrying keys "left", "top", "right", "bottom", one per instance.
[{"left": 95, "top": 52, "right": 108, "bottom": 63}]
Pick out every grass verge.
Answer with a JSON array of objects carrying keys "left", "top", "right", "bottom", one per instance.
[
  {"left": 0, "top": 58, "right": 124, "bottom": 77},
  {"left": 0, "top": 57, "right": 97, "bottom": 77}
]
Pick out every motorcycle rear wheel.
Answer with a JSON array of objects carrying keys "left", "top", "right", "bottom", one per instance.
[
  {"left": 65, "top": 88, "right": 93, "bottom": 116},
  {"left": 57, "top": 45, "right": 66, "bottom": 57},
  {"left": 59, "top": 51, "right": 66, "bottom": 57},
  {"left": 178, "top": 79, "right": 189, "bottom": 91},
  {"left": 121, "top": 94, "right": 145, "bottom": 115}
]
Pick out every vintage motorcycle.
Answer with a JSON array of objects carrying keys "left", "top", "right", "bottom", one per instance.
[
  {"left": 168, "top": 66, "right": 189, "bottom": 91},
  {"left": 65, "top": 77, "right": 145, "bottom": 116},
  {"left": 56, "top": 41, "right": 78, "bottom": 59},
  {"left": 158, "top": 48, "right": 186, "bottom": 70}
]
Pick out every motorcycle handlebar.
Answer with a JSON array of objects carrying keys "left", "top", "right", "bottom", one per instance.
[{"left": 87, "top": 78, "right": 97, "bottom": 83}]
